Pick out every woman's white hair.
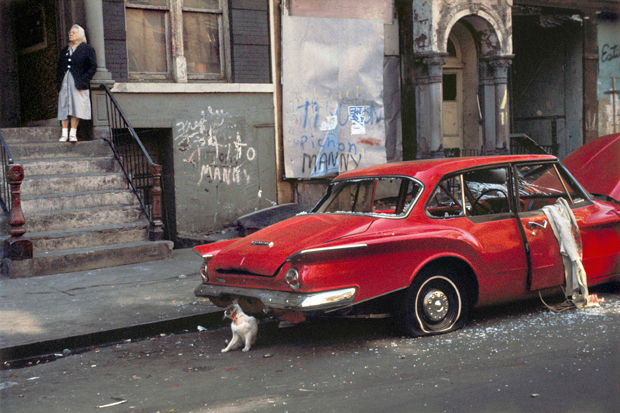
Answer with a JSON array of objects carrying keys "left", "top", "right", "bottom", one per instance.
[{"left": 71, "top": 24, "right": 87, "bottom": 44}]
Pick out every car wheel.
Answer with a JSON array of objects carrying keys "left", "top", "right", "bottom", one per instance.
[{"left": 398, "top": 268, "right": 469, "bottom": 337}]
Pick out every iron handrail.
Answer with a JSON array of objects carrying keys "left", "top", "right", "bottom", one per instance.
[
  {"left": 99, "top": 84, "right": 164, "bottom": 240},
  {"left": 0, "top": 130, "right": 15, "bottom": 216}
]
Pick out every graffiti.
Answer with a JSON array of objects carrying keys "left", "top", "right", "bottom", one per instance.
[
  {"left": 176, "top": 110, "right": 256, "bottom": 187},
  {"left": 601, "top": 44, "right": 619, "bottom": 63},
  {"left": 295, "top": 99, "right": 383, "bottom": 130},
  {"left": 348, "top": 106, "right": 368, "bottom": 135},
  {"left": 292, "top": 91, "right": 383, "bottom": 176},
  {"left": 302, "top": 152, "right": 362, "bottom": 175}
]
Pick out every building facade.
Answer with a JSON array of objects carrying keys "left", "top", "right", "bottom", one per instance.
[{"left": 1, "top": 0, "right": 618, "bottom": 243}]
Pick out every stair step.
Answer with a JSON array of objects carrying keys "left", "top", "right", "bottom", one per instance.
[
  {"left": 25, "top": 205, "right": 145, "bottom": 233},
  {"left": 22, "top": 172, "right": 128, "bottom": 196},
  {"left": 29, "top": 240, "right": 174, "bottom": 276},
  {"left": 21, "top": 190, "right": 138, "bottom": 213},
  {"left": 8, "top": 140, "right": 112, "bottom": 159},
  {"left": 0, "top": 126, "right": 61, "bottom": 143},
  {"left": 0, "top": 126, "right": 171, "bottom": 279},
  {"left": 21, "top": 157, "right": 120, "bottom": 176},
  {"left": 28, "top": 222, "right": 150, "bottom": 252}
]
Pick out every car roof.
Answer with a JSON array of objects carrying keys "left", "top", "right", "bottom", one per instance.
[{"left": 334, "top": 155, "right": 557, "bottom": 183}]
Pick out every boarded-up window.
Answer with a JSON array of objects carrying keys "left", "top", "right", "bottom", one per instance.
[
  {"left": 125, "top": 0, "right": 228, "bottom": 81},
  {"left": 183, "top": 11, "right": 221, "bottom": 75},
  {"left": 126, "top": 6, "right": 169, "bottom": 74}
]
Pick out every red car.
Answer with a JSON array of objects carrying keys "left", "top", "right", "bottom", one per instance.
[{"left": 194, "top": 137, "right": 620, "bottom": 336}]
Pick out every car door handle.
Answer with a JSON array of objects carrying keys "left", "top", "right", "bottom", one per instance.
[{"left": 528, "top": 220, "right": 548, "bottom": 230}]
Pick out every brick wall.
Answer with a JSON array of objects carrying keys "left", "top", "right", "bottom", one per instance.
[
  {"left": 229, "top": 0, "right": 271, "bottom": 83},
  {"left": 103, "top": 0, "right": 128, "bottom": 82}
]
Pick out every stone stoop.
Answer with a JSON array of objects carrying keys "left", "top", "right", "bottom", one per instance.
[{"left": 0, "top": 126, "right": 173, "bottom": 277}]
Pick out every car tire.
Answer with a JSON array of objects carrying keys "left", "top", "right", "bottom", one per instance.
[{"left": 397, "top": 267, "right": 469, "bottom": 337}]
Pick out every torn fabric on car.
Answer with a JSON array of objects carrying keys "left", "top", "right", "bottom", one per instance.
[{"left": 542, "top": 198, "right": 598, "bottom": 309}]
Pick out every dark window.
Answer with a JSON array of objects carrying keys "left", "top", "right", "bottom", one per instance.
[{"left": 443, "top": 74, "right": 457, "bottom": 101}]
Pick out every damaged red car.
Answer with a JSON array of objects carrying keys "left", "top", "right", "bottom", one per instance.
[{"left": 194, "top": 144, "right": 620, "bottom": 337}]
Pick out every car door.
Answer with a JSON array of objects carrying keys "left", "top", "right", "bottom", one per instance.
[
  {"left": 427, "top": 167, "right": 529, "bottom": 305},
  {"left": 514, "top": 162, "right": 576, "bottom": 291}
]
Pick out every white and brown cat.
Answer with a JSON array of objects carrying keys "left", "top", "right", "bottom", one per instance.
[{"left": 221, "top": 302, "right": 258, "bottom": 353}]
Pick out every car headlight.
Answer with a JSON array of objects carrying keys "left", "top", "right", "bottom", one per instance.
[{"left": 285, "top": 268, "right": 301, "bottom": 290}]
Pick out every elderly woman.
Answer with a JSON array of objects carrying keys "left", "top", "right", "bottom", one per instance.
[{"left": 57, "top": 24, "right": 97, "bottom": 142}]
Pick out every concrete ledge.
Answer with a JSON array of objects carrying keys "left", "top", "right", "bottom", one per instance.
[
  {"left": 111, "top": 82, "right": 275, "bottom": 94},
  {"left": 1, "top": 258, "right": 34, "bottom": 278},
  {"left": 0, "top": 310, "right": 225, "bottom": 366}
]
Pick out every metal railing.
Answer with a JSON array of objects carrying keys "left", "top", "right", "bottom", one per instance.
[
  {"left": 0, "top": 129, "right": 32, "bottom": 263},
  {"left": 100, "top": 84, "right": 164, "bottom": 241},
  {"left": 509, "top": 133, "right": 554, "bottom": 155},
  {"left": 0, "top": 131, "right": 14, "bottom": 215}
]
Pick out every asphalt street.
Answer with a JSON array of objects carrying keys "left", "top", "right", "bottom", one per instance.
[{"left": 1, "top": 284, "right": 619, "bottom": 413}]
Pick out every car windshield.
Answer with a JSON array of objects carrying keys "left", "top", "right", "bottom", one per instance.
[{"left": 313, "top": 177, "right": 422, "bottom": 217}]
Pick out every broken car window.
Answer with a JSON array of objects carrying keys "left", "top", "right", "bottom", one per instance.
[
  {"left": 314, "top": 177, "right": 421, "bottom": 217},
  {"left": 426, "top": 175, "right": 464, "bottom": 218},
  {"left": 516, "top": 163, "right": 570, "bottom": 211},
  {"left": 463, "top": 167, "right": 511, "bottom": 216}
]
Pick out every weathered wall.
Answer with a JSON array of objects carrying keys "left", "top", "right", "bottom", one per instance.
[
  {"left": 230, "top": 0, "right": 271, "bottom": 83},
  {"left": 511, "top": 15, "right": 583, "bottom": 158},
  {"left": 413, "top": 0, "right": 512, "bottom": 56},
  {"left": 598, "top": 14, "right": 620, "bottom": 135},
  {"left": 103, "top": 0, "right": 128, "bottom": 82},
  {"left": 109, "top": 92, "right": 275, "bottom": 236}
]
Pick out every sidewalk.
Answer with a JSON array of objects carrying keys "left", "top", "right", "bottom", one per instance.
[{"left": 0, "top": 248, "right": 224, "bottom": 364}]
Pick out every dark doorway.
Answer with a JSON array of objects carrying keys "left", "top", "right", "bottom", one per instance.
[{"left": 134, "top": 128, "right": 177, "bottom": 243}]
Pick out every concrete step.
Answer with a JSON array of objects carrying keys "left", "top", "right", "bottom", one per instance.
[
  {"left": 28, "top": 222, "right": 150, "bottom": 253},
  {"left": 0, "top": 126, "right": 61, "bottom": 143},
  {"left": 24, "top": 205, "right": 145, "bottom": 233},
  {"left": 21, "top": 172, "right": 128, "bottom": 196},
  {"left": 8, "top": 140, "right": 112, "bottom": 160},
  {"left": 21, "top": 190, "right": 138, "bottom": 214},
  {"left": 29, "top": 240, "right": 174, "bottom": 277},
  {"left": 21, "top": 157, "right": 120, "bottom": 176}
]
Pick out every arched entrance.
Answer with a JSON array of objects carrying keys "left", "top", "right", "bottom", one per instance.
[
  {"left": 442, "top": 16, "right": 511, "bottom": 156},
  {"left": 410, "top": 1, "right": 512, "bottom": 158},
  {"left": 442, "top": 34, "right": 464, "bottom": 151}
]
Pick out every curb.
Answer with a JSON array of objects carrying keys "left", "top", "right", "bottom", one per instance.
[{"left": 1, "top": 310, "right": 225, "bottom": 369}]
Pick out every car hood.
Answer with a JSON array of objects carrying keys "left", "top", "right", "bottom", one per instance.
[
  {"left": 211, "top": 213, "right": 375, "bottom": 276},
  {"left": 563, "top": 133, "right": 620, "bottom": 202}
]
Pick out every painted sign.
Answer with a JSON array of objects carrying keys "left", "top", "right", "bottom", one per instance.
[{"left": 282, "top": 16, "right": 386, "bottom": 178}]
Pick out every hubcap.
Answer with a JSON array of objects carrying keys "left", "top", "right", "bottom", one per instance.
[{"left": 423, "top": 289, "right": 449, "bottom": 322}]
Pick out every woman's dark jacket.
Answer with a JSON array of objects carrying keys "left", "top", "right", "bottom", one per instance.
[{"left": 56, "top": 43, "right": 97, "bottom": 92}]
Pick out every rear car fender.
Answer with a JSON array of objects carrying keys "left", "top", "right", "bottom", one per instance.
[{"left": 409, "top": 255, "right": 480, "bottom": 308}]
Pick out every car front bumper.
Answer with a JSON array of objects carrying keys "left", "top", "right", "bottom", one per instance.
[{"left": 194, "top": 283, "right": 356, "bottom": 311}]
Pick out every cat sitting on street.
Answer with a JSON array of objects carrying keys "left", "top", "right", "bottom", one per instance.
[{"left": 221, "top": 302, "right": 258, "bottom": 353}]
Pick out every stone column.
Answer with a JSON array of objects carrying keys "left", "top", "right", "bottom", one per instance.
[
  {"left": 479, "top": 59, "right": 496, "bottom": 155},
  {"left": 490, "top": 56, "right": 513, "bottom": 154},
  {"left": 170, "top": 0, "right": 187, "bottom": 83},
  {"left": 85, "top": 0, "right": 114, "bottom": 140},
  {"left": 84, "top": 0, "right": 112, "bottom": 82},
  {"left": 414, "top": 53, "right": 447, "bottom": 158}
]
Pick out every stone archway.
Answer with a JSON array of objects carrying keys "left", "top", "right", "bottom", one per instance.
[{"left": 409, "top": 1, "right": 513, "bottom": 158}]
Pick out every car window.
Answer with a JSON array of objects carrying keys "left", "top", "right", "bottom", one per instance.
[
  {"left": 516, "top": 163, "right": 571, "bottom": 211},
  {"left": 463, "top": 167, "right": 511, "bottom": 216},
  {"left": 315, "top": 177, "right": 421, "bottom": 217},
  {"left": 426, "top": 175, "right": 464, "bottom": 218}
]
